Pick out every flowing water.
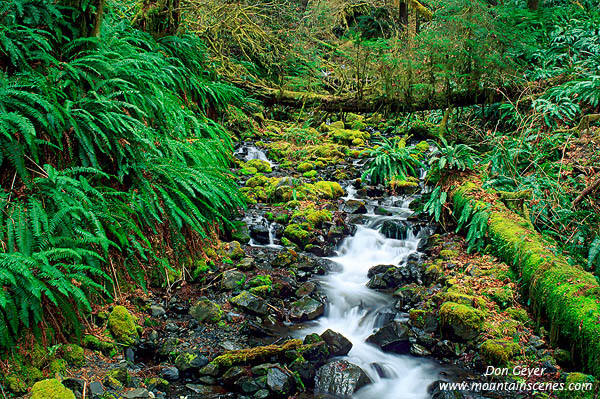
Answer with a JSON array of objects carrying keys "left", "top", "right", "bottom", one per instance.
[{"left": 297, "top": 194, "right": 444, "bottom": 399}]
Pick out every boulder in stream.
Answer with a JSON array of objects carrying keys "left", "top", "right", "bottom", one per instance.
[
  {"left": 380, "top": 220, "right": 410, "bottom": 240},
  {"left": 342, "top": 199, "right": 367, "bottom": 214},
  {"left": 314, "top": 360, "right": 371, "bottom": 397},
  {"left": 320, "top": 329, "right": 353, "bottom": 356},
  {"left": 250, "top": 223, "right": 270, "bottom": 245},
  {"left": 366, "top": 321, "right": 411, "bottom": 354}
]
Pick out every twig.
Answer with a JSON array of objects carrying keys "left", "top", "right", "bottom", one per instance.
[{"left": 573, "top": 173, "right": 600, "bottom": 206}]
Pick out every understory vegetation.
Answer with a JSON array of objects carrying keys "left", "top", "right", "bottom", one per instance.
[
  {"left": 0, "top": 0, "right": 244, "bottom": 348},
  {"left": 0, "top": 0, "right": 599, "bottom": 395}
]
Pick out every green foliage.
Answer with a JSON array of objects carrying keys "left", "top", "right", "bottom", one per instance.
[
  {"left": 0, "top": 0, "right": 244, "bottom": 347},
  {"left": 423, "top": 186, "right": 447, "bottom": 223},
  {"left": 428, "top": 138, "right": 477, "bottom": 177},
  {"left": 453, "top": 193, "right": 490, "bottom": 253},
  {"left": 589, "top": 236, "right": 600, "bottom": 273},
  {"left": 362, "top": 137, "right": 423, "bottom": 185}
]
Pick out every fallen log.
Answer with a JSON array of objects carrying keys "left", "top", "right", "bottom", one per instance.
[
  {"left": 449, "top": 172, "right": 600, "bottom": 377},
  {"left": 240, "top": 82, "right": 512, "bottom": 113}
]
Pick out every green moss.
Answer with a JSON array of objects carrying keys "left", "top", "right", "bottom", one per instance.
[
  {"left": 245, "top": 159, "right": 272, "bottom": 173},
  {"left": 303, "top": 170, "right": 318, "bottom": 178},
  {"left": 190, "top": 298, "right": 223, "bottom": 323},
  {"left": 281, "top": 237, "right": 293, "bottom": 247},
  {"left": 292, "top": 207, "right": 332, "bottom": 228},
  {"left": 313, "top": 181, "right": 344, "bottom": 199},
  {"left": 49, "top": 359, "right": 67, "bottom": 375},
  {"left": 331, "top": 128, "right": 369, "bottom": 145},
  {"left": 480, "top": 339, "right": 521, "bottom": 366},
  {"left": 82, "top": 334, "right": 116, "bottom": 355},
  {"left": 5, "top": 375, "right": 27, "bottom": 394},
  {"left": 108, "top": 366, "right": 130, "bottom": 386},
  {"left": 297, "top": 162, "right": 314, "bottom": 172},
  {"left": 31, "top": 379, "right": 75, "bottom": 399},
  {"left": 486, "top": 286, "right": 513, "bottom": 309},
  {"left": 506, "top": 307, "right": 529, "bottom": 323},
  {"left": 108, "top": 306, "right": 138, "bottom": 346},
  {"left": 246, "top": 173, "right": 271, "bottom": 188},
  {"left": 439, "top": 249, "right": 458, "bottom": 260},
  {"left": 416, "top": 140, "right": 430, "bottom": 153},
  {"left": 558, "top": 373, "right": 596, "bottom": 399},
  {"left": 440, "top": 301, "right": 485, "bottom": 341},
  {"left": 350, "top": 120, "right": 366, "bottom": 131},
  {"left": 249, "top": 285, "right": 272, "bottom": 296},
  {"left": 439, "top": 291, "right": 486, "bottom": 309},
  {"left": 283, "top": 224, "right": 313, "bottom": 247},
  {"left": 145, "top": 377, "right": 169, "bottom": 390},
  {"left": 329, "top": 121, "right": 345, "bottom": 130},
  {"left": 61, "top": 344, "right": 85, "bottom": 367},
  {"left": 452, "top": 177, "right": 600, "bottom": 376},
  {"left": 240, "top": 167, "right": 258, "bottom": 175},
  {"left": 275, "top": 213, "right": 289, "bottom": 224}
]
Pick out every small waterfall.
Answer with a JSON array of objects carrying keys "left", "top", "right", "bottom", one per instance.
[{"left": 297, "top": 194, "right": 441, "bottom": 398}]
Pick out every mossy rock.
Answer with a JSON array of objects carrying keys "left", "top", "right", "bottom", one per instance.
[
  {"left": 82, "top": 334, "right": 116, "bottom": 355},
  {"left": 313, "top": 181, "right": 344, "bottom": 199},
  {"left": 303, "top": 170, "right": 318, "bottom": 178},
  {"left": 297, "top": 162, "right": 314, "bottom": 173},
  {"left": 245, "top": 159, "right": 272, "bottom": 173},
  {"left": 5, "top": 375, "right": 27, "bottom": 394},
  {"left": 246, "top": 173, "right": 271, "bottom": 188},
  {"left": 329, "top": 120, "right": 345, "bottom": 130},
  {"left": 558, "top": 373, "right": 596, "bottom": 399},
  {"left": 108, "top": 366, "right": 131, "bottom": 386},
  {"left": 505, "top": 307, "right": 529, "bottom": 323},
  {"left": 440, "top": 302, "right": 485, "bottom": 341},
  {"left": 108, "top": 306, "right": 139, "bottom": 346},
  {"left": 416, "top": 140, "right": 430, "bottom": 153},
  {"left": 31, "top": 379, "right": 75, "bottom": 399},
  {"left": 62, "top": 344, "right": 85, "bottom": 367},
  {"left": 240, "top": 167, "right": 258, "bottom": 175},
  {"left": 190, "top": 298, "right": 223, "bottom": 323},
  {"left": 480, "top": 339, "right": 520, "bottom": 366},
  {"left": 487, "top": 286, "right": 514, "bottom": 309},
  {"left": 49, "top": 359, "right": 68, "bottom": 375},
  {"left": 283, "top": 224, "right": 313, "bottom": 248}
]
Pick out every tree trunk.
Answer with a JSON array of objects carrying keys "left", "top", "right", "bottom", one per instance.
[
  {"left": 527, "top": 0, "right": 540, "bottom": 11},
  {"left": 237, "top": 82, "right": 516, "bottom": 113},
  {"left": 132, "top": 0, "right": 181, "bottom": 37}
]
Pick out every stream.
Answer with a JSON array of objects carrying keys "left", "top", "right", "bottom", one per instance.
[{"left": 242, "top": 145, "right": 449, "bottom": 398}]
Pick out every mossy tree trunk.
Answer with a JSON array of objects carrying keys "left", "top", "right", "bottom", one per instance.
[
  {"left": 449, "top": 172, "right": 600, "bottom": 377},
  {"left": 132, "top": 0, "right": 181, "bottom": 37}
]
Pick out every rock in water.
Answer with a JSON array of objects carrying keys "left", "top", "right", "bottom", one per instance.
[
  {"left": 342, "top": 199, "right": 367, "bottom": 214},
  {"left": 315, "top": 360, "right": 371, "bottom": 397},
  {"left": 366, "top": 321, "right": 411, "bottom": 354},
  {"left": 380, "top": 220, "right": 409, "bottom": 240},
  {"left": 250, "top": 224, "right": 270, "bottom": 245},
  {"left": 290, "top": 296, "right": 324, "bottom": 320},
  {"left": 320, "top": 329, "right": 353, "bottom": 356}
]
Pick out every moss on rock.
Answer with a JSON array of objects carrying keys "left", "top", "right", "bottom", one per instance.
[
  {"left": 283, "top": 224, "right": 313, "bottom": 248},
  {"left": 245, "top": 159, "right": 272, "bottom": 173},
  {"left": 62, "top": 344, "right": 85, "bottom": 367},
  {"left": 440, "top": 301, "right": 485, "bottom": 341},
  {"left": 31, "top": 379, "right": 75, "bottom": 399},
  {"left": 480, "top": 339, "right": 521, "bottom": 366},
  {"left": 108, "top": 306, "right": 138, "bottom": 346}
]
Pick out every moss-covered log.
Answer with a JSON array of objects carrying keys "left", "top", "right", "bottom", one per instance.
[
  {"left": 449, "top": 173, "right": 600, "bottom": 376},
  {"left": 239, "top": 82, "right": 513, "bottom": 112}
]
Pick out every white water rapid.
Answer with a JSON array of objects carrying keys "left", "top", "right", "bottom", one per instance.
[{"left": 299, "top": 198, "right": 443, "bottom": 399}]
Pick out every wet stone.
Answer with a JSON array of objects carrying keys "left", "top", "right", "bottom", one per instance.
[
  {"left": 221, "top": 269, "right": 246, "bottom": 291},
  {"left": 366, "top": 321, "right": 411, "bottom": 354},
  {"left": 266, "top": 367, "right": 295, "bottom": 396},
  {"left": 290, "top": 296, "right": 324, "bottom": 320},
  {"left": 320, "top": 329, "right": 353, "bottom": 356},
  {"left": 315, "top": 360, "right": 371, "bottom": 397}
]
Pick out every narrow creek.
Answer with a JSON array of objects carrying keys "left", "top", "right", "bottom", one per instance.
[
  {"left": 298, "top": 197, "right": 443, "bottom": 398},
  {"left": 240, "top": 144, "right": 451, "bottom": 398}
]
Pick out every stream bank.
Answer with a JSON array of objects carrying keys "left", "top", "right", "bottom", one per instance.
[{"left": 10, "top": 113, "right": 594, "bottom": 399}]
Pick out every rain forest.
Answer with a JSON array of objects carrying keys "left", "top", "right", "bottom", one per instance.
[{"left": 0, "top": 0, "right": 599, "bottom": 398}]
